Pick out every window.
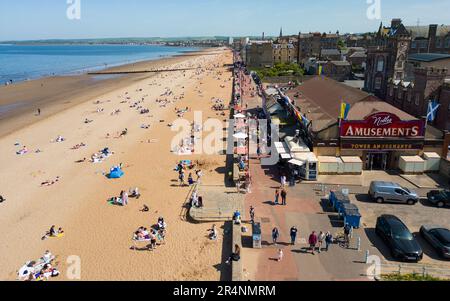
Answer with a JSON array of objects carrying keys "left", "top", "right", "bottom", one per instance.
[
  {"left": 436, "top": 38, "right": 443, "bottom": 48},
  {"left": 411, "top": 41, "right": 417, "bottom": 48},
  {"left": 375, "top": 76, "right": 382, "bottom": 90},
  {"left": 389, "top": 86, "right": 394, "bottom": 97},
  {"left": 376, "top": 57, "right": 384, "bottom": 72},
  {"left": 415, "top": 94, "right": 420, "bottom": 106},
  {"left": 398, "top": 89, "right": 403, "bottom": 99},
  {"left": 446, "top": 38, "right": 450, "bottom": 48},
  {"left": 407, "top": 91, "right": 412, "bottom": 103}
]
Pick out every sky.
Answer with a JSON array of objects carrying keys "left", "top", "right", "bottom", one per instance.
[{"left": 1, "top": 0, "right": 450, "bottom": 41}]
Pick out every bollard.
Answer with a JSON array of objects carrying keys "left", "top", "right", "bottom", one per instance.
[
  {"left": 365, "top": 250, "right": 370, "bottom": 264},
  {"left": 357, "top": 236, "right": 361, "bottom": 251}
]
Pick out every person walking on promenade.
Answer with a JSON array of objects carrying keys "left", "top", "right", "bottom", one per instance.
[
  {"left": 281, "top": 189, "right": 287, "bottom": 206},
  {"left": 318, "top": 231, "right": 325, "bottom": 253},
  {"left": 249, "top": 206, "right": 255, "bottom": 224},
  {"left": 272, "top": 227, "right": 280, "bottom": 245},
  {"left": 277, "top": 249, "right": 284, "bottom": 262},
  {"left": 290, "top": 226, "right": 298, "bottom": 245},
  {"left": 325, "top": 232, "right": 333, "bottom": 251},
  {"left": 225, "top": 244, "right": 241, "bottom": 265},
  {"left": 280, "top": 175, "right": 287, "bottom": 188},
  {"left": 308, "top": 231, "right": 318, "bottom": 255},
  {"left": 274, "top": 188, "right": 280, "bottom": 205}
]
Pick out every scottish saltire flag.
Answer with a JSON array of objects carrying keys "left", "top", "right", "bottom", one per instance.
[
  {"left": 340, "top": 103, "right": 351, "bottom": 120},
  {"left": 427, "top": 100, "right": 440, "bottom": 122}
]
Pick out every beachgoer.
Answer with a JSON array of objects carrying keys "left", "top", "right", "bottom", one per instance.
[
  {"left": 225, "top": 244, "right": 241, "bottom": 264},
  {"left": 280, "top": 175, "right": 287, "bottom": 187},
  {"left": 277, "top": 249, "right": 284, "bottom": 262},
  {"left": 208, "top": 224, "right": 218, "bottom": 240},
  {"left": 141, "top": 205, "right": 149, "bottom": 212},
  {"left": 272, "top": 227, "right": 280, "bottom": 245},
  {"left": 188, "top": 173, "right": 194, "bottom": 186},
  {"left": 37, "top": 108, "right": 41, "bottom": 116},
  {"left": 0, "top": 195, "right": 5, "bottom": 203},
  {"left": 233, "top": 211, "right": 241, "bottom": 225},
  {"left": 179, "top": 171, "right": 185, "bottom": 186},
  {"left": 290, "top": 226, "right": 298, "bottom": 245},
  {"left": 308, "top": 231, "right": 318, "bottom": 255}
]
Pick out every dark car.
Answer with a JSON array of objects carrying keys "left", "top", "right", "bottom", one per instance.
[
  {"left": 420, "top": 225, "right": 450, "bottom": 259},
  {"left": 426, "top": 190, "right": 450, "bottom": 208},
  {"left": 375, "top": 215, "right": 423, "bottom": 262}
]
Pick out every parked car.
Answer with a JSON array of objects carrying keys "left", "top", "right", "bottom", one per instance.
[
  {"left": 426, "top": 190, "right": 450, "bottom": 208},
  {"left": 420, "top": 225, "right": 450, "bottom": 259},
  {"left": 369, "top": 181, "right": 419, "bottom": 205},
  {"left": 375, "top": 215, "right": 423, "bottom": 262}
]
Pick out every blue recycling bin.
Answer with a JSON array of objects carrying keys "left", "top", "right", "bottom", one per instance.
[
  {"left": 329, "top": 191, "right": 350, "bottom": 212},
  {"left": 339, "top": 203, "right": 359, "bottom": 217},
  {"left": 343, "top": 205, "right": 361, "bottom": 229}
]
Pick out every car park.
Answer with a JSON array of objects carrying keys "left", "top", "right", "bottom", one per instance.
[
  {"left": 420, "top": 225, "right": 450, "bottom": 259},
  {"left": 376, "top": 215, "right": 423, "bottom": 262},
  {"left": 369, "top": 181, "right": 419, "bottom": 205}
]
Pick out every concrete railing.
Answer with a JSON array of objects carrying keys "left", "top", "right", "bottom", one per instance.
[{"left": 231, "top": 223, "right": 243, "bottom": 281}]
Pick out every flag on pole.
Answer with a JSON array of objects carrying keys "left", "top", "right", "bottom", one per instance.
[
  {"left": 340, "top": 103, "right": 351, "bottom": 120},
  {"left": 318, "top": 65, "right": 323, "bottom": 76},
  {"left": 427, "top": 100, "right": 440, "bottom": 122}
]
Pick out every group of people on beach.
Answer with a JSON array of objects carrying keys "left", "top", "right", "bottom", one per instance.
[{"left": 131, "top": 217, "right": 167, "bottom": 251}]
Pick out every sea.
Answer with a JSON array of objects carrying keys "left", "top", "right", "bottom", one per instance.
[{"left": 0, "top": 44, "right": 199, "bottom": 84}]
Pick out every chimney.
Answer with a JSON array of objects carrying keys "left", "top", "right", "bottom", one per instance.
[
  {"left": 428, "top": 25, "right": 438, "bottom": 52},
  {"left": 262, "top": 32, "right": 265, "bottom": 40},
  {"left": 391, "top": 18, "right": 402, "bottom": 29}
]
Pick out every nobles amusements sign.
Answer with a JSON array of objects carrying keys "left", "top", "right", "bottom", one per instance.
[{"left": 340, "top": 112, "right": 425, "bottom": 138}]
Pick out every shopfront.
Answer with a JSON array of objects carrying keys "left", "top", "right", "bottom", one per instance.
[{"left": 340, "top": 112, "right": 426, "bottom": 171}]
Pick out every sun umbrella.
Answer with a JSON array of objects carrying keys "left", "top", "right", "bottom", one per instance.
[
  {"left": 234, "top": 113, "right": 246, "bottom": 119},
  {"left": 233, "top": 132, "right": 248, "bottom": 139}
]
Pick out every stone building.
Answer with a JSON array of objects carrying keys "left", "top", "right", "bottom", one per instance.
[
  {"left": 244, "top": 41, "right": 274, "bottom": 68},
  {"left": 406, "top": 24, "right": 450, "bottom": 54}
]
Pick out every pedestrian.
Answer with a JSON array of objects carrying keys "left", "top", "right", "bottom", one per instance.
[
  {"left": 277, "top": 249, "right": 284, "bottom": 262},
  {"left": 249, "top": 206, "right": 255, "bottom": 224},
  {"left": 272, "top": 227, "right": 280, "bottom": 245},
  {"left": 290, "top": 226, "right": 298, "bottom": 245},
  {"left": 196, "top": 169, "right": 203, "bottom": 184},
  {"left": 344, "top": 223, "right": 353, "bottom": 248},
  {"left": 179, "top": 171, "right": 185, "bottom": 186},
  {"left": 318, "top": 231, "right": 325, "bottom": 253},
  {"left": 274, "top": 188, "right": 280, "bottom": 205},
  {"left": 188, "top": 173, "right": 194, "bottom": 186},
  {"left": 280, "top": 175, "right": 287, "bottom": 187},
  {"left": 281, "top": 189, "right": 287, "bottom": 206},
  {"left": 37, "top": 108, "right": 41, "bottom": 116},
  {"left": 308, "top": 231, "right": 318, "bottom": 255},
  {"left": 325, "top": 231, "right": 333, "bottom": 251}
]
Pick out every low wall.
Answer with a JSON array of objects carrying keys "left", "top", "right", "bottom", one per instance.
[{"left": 231, "top": 223, "right": 243, "bottom": 281}]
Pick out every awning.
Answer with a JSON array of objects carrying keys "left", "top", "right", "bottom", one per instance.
[
  {"left": 281, "top": 153, "right": 292, "bottom": 159},
  {"left": 288, "top": 159, "right": 305, "bottom": 167}
]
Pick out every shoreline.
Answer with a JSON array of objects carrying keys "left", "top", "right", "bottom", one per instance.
[{"left": 0, "top": 48, "right": 211, "bottom": 138}]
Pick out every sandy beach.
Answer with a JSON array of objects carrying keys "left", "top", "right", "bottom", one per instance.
[{"left": 0, "top": 48, "right": 233, "bottom": 280}]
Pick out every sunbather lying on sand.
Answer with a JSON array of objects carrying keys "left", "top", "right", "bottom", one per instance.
[
  {"left": 0, "top": 195, "right": 5, "bottom": 203},
  {"left": 71, "top": 143, "right": 86, "bottom": 150},
  {"left": 41, "top": 225, "right": 64, "bottom": 240},
  {"left": 16, "top": 146, "right": 28, "bottom": 155},
  {"left": 41, "top": 176, "right": 60, "bottom": 187}
]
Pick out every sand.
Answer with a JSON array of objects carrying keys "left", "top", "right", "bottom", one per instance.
[{"left": 0, "top": 48, "right": 233, "bottom": 280}]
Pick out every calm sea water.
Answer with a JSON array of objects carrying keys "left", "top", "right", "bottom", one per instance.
[{"left": 0, "top": 44, "right": 198, "bottom": 84}]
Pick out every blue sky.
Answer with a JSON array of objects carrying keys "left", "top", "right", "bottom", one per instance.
[{"left": 1, "top": 0, "right": 450, "bottom": 41}]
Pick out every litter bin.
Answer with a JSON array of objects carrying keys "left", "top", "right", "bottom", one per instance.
[
  {"left": 329, "top": 191, "right": 350, "bottom": 212},
  {"left": 252, "top": 222, "right": 262, "bottom": 249},
  {"left": 343, "top": 205, "right": 361, "bottom": 229}
]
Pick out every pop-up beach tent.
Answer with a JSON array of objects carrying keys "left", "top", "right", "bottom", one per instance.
[{"left": 108, "top": 167, "right": 124, "bottom": 179}]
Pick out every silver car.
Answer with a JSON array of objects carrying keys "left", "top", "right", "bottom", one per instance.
[{"left": 369, "top": 181, "right": 419, "bottom": 205}]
